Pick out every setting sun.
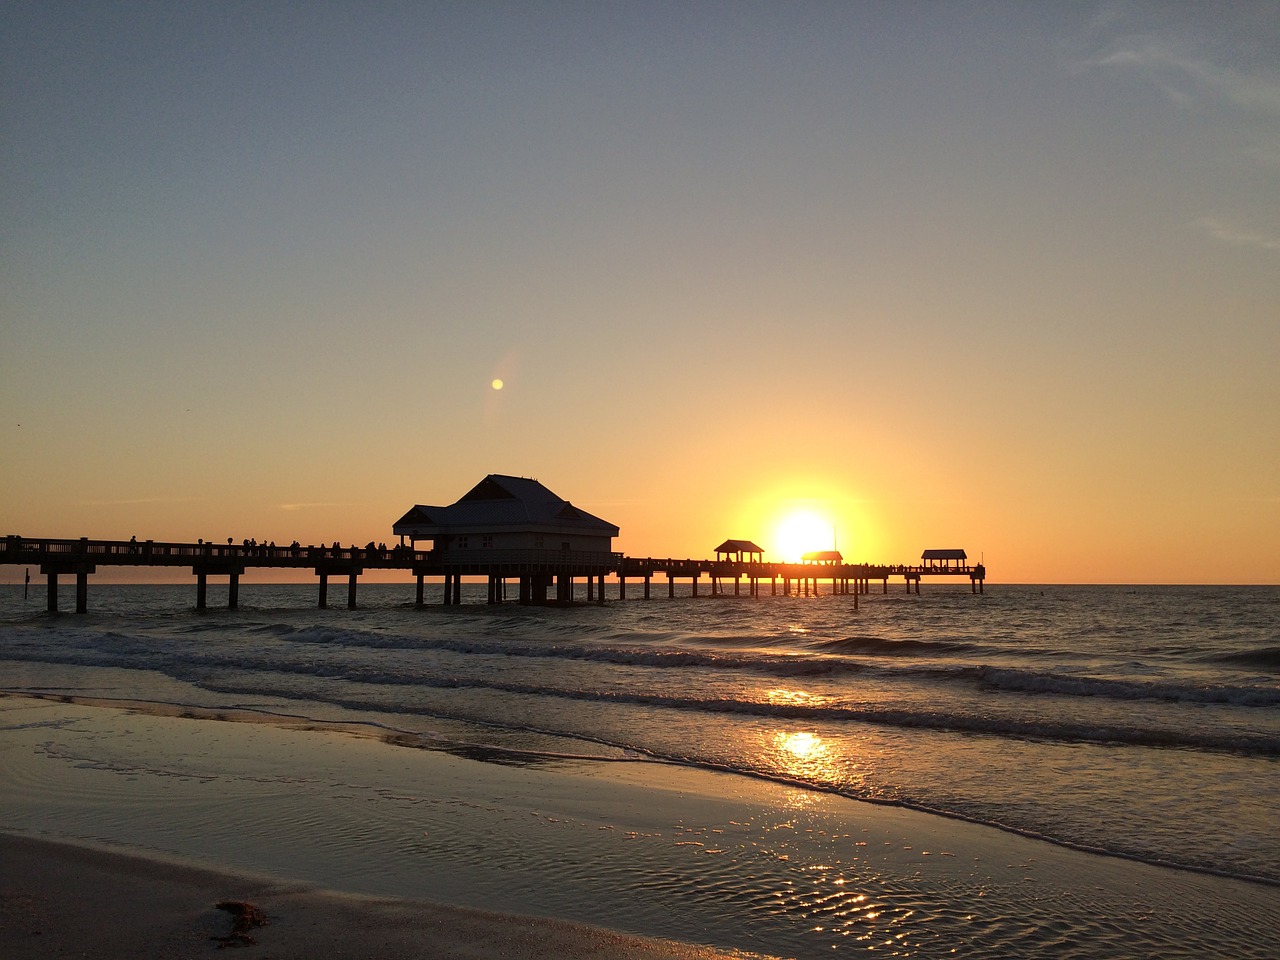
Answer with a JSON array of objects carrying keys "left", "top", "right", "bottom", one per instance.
[{"left": 772, "top": 510, "right": 835, "bottom": 563}]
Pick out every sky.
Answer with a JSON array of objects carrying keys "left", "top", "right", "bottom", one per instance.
[{"left": 2, "top": 1, "right": 1278, "bottom": 584}]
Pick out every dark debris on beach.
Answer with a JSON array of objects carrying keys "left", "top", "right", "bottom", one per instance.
[{"left": 212, "top": 900, "right": 269, "bottom": 948}]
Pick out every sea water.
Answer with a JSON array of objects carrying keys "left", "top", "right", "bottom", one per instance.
[{"left": 1, "top": 581, "right": 1277, "bottom": 955}]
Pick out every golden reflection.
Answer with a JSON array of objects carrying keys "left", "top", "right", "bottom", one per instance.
[
  {"left": 782, "top": 731, "right": 823, "bottom": 760},
  {"left": 773, "top": 729, "right": 838, "bottom": 784},
  {"left": 762, "top": 687, "right": 828, "bottom": 708}
]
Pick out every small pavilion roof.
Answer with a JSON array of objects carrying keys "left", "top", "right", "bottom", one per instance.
[
  {"left": 921, "top": 549, "right": 967, "bottom": 561},
  {"left": 801, "top": 550, "right": 843, "bottom": 563},
  {"left": 714, "top": 539, "right": 764, "bottom": 556}
]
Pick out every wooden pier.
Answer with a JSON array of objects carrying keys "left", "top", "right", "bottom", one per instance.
[{"left": 2, "top": 535, "right": 985, "bottom": 613}]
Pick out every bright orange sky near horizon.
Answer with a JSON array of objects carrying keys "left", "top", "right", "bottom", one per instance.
[{"left": 2, "top": 4, "right": 1278, "bottom": 584}]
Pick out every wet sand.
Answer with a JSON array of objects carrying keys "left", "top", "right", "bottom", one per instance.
[
  {"left": 2, "top": 693, "right": 1277, "bottom": 958},
  {"left": 0, "top": 833, "right": 767, "bottom": 960}
]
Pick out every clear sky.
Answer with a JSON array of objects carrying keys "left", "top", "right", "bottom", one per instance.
[{"left": 3, "top": 2, "right": 1278, "bottom": 584}]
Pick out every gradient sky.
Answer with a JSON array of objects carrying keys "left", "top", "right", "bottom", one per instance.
[{"left": 3, "top": 2, "right": 1278, "bottom": 583}]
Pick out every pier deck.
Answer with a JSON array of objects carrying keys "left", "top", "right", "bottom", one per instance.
[{"left": 2, "top": 536, "right": 985, "bottom": 613}]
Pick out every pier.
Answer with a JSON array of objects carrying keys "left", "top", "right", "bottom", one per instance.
[{"left": 2, "top": 535, "right": 986, "bottom": 613}]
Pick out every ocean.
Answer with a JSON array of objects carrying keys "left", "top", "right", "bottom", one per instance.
[{"left": 2, "top": 581, "right": 1277, "bottom": 957}]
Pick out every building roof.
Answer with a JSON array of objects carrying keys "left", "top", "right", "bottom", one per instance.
[
  {"left": 801, "top": 550, "right": 843, "bottom": 563},
  {"left": 921, "top": 549, "right": 967, "bottom": 560},
  {"left": 392, "top": 475, "right": 619, "bottom": 537},
  {"left": 714, "top": 539, "right": 764, "bottom": 555}
]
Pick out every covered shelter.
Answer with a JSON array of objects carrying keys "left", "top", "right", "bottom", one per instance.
[
  {"left": 801, "top": 550, "right": 843, "bottom": 564},
  {"left": 921, "top": 548, "right": 967, "bottom": 571},
  {"left": 714, "top": 539, "right": 764, "bottom": 563}
]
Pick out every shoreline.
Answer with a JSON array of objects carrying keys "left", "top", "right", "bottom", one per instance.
[
  {"left": 3, "top": 692, "right": 1278, "bottom": 958},
  {"left": 15, "top": 690, "right": 1278, "bottom": 892}
]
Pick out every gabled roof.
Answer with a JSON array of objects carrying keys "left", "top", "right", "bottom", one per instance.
[
  {"left": 393, "top": 505, "right": 435, "bottom": 527},
  {"left": 921, "top": 549, "right": 967, "bottom": 560},
  {"left": 393, "top": 475, "right": 619, "bottom": 537},
  {"left": 715, "top": 539, "right": 764, "bottom": 555}
]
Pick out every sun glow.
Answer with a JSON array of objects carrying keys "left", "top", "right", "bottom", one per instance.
[{"left": 772, "top": 510, "right": 835, "bottom": 563}]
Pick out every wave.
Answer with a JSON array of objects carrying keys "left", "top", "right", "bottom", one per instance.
[
  {"left": 974, "top": 665, "right": 1280, "bottom": 708},
  {"left": 272, "top": 625, "right": 1280, "bottom": 708},
  {"left": 1204, "top": 645, "right": 1280, "bottom": 673},
  {"left": 8, "top": 620, "right": 1279, "bottom": 713},
  {"left": 814, "top": 635, "right": 978, "bottom": 655},
  {"left": 172, "top": 659, "right": 1280, "bottom": 758}
]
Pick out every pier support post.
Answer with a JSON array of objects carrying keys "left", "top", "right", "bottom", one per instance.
[
  {"left": 318, "top": 572, "right": 329, "bottom": 608},
  {"left": 416, "top": 574, "right": 424, "bottom": 608},
  {"left": 619, "top": 576, "right": 626, "bottom": 600},
  {"left": 75, "top": 569, "right": 88, "bottom": 614},
  {"left": 452, "top": 576, "right": 461, "bottom": 605},
  {"left": 46, "top": 569, "right": 58, "bottom": 613},
  {"left": 228, "top": 572, "right": 239, "bottom": 610},
  {"left": 644, "top": 574, "right": 650, "bottom": 600},
  {"left": 691, "top": 575, "right": 699, "bottom": 598},
  {"left": 598, "top": 574, "right": 606, "bottom": 605},
  {"left": 196, "top": 570, "right": 208, "bottom": 610},
  {"left": 347, "top": 570, "right": 358, "bottom": 609},
  {"left": 668, "top": 576, "right": 675, "bottom": 598}
]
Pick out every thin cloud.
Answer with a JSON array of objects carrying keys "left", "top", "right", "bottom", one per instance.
[
  {"left": 78, "top": 497, "right": 200, "bottom": 506},
  {"left": 1196, "top": 218, "right": 1280, "bottom": 252},
  {"left": 278, "top": 502, "right": 358, "bottom": 511},
  {"left": 1094, "top": 42, "right": 1280, "bottom": 115}
]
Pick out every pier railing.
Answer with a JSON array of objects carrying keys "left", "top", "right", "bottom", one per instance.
[
  {"left": 3, "top": 535, "right": 985, "bottom": 612},
  {"left": 2, "top": 536, "right": 434, "bottom": 567}
]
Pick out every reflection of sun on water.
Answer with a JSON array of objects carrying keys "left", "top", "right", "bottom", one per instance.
[
  {"left": 782, "top": 731, "right": 823, "bottom": 760},
  {"left": 773, "top": 729, "right": 835, "bottom": 783},
  {"left": 763, "top": 688, "right": 823, "bottom": 707}
]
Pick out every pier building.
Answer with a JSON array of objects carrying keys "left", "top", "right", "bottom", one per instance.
[{"left": 392, "top": 474, "right": 618, "bottom": 605}]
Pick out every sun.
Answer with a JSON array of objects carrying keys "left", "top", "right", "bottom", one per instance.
[{"left": 772, "top": 510, "right": 835, "bottom": 563}]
